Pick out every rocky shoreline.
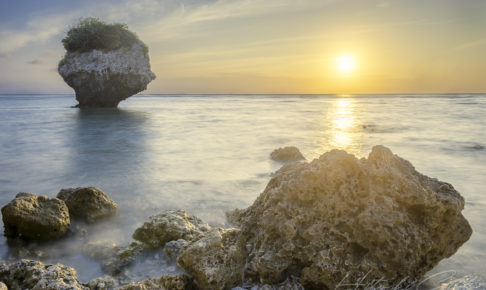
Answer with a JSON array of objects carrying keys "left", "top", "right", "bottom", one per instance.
[{"left": 0, "top": 146, "right": 477, "bottom": 289}]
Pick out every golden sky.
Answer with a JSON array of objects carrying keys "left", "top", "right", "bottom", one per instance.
[{"left": 0, "top": 0, "right": 485, "bottom": 94}]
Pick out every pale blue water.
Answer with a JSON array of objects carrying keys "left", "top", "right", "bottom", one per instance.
[{"left": 0, "top": 94, "right": 485, "bottom": 284}]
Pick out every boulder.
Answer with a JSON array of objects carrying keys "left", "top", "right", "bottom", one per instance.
[
  {"left": 0, "top": 259, "right": 88, "bottom": 290},
  {"left": 117, "top": 274, "right": 193, "bottom": 290},
  {"left": 177, "top": 228, "right": 246, "bottom": 290},
  {"left": 57, "top": 187, "right": 118, "bottom": 222},
  {"left": 227, "top": 145, "right": 472, "bottom": 288},
  {"left": 270, "top": 146, "right": 305, "bottom": 162},
  {"left": 86, "top": 275, "right": 119, "bottom": 290},
  {"left": 1, "top": 192, "right": 70, "bottom": 240},
  {"left": 133, "top": 210, "right": 210, "bottom": 248},
  {"left": 58, "top": 20, "right": 155, "bottom": 108}
]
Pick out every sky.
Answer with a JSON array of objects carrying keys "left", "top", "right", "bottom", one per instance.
[{"left": 0, "top": 0, "right": 485, "bottom": 94}]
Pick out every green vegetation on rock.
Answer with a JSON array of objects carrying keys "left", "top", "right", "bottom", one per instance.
[{"left": 61, "top": 17, "right": 148, "bottom": 54}]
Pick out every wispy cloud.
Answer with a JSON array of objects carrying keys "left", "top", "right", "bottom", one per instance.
[{"left": 26, "top": 59, "right": 44, "bottom": 65}]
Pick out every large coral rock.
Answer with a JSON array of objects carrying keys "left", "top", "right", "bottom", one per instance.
[
  {"left": 270, "top": 146, "right": 305, "bottom": 162},
  {"left": 228, "top": 145, "right": 472, "bottom": 288},
  {"left": 177, "top": 228, "right": 246, "bottom": 290},
  {"left": 0, "top": 259, "right": 88, "bottom": 290},
  {"left": 132, "top": 210, "right": 210, "bottom": 248},
  {"left": 58, "top": 42, "right": 155, "bottom": 107},
  {"left": 57, "top": 187, "right": 118, "bottom": 222},
  {"left": 1, "top": 192, "right": 70, "bottom": 240}
]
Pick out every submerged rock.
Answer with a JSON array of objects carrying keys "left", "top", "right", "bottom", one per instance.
[
  {"left": 225, "top": 145, "right": 472, "bottom": 288},
  {"left": 117, "top": 274, "right": 194, "bottom": 290},
  {"left": 133, "top": 210, "right": 210, "bottom": 248},
  {"left": 0, "top": 259, "right": 88, "bottom": 290},
  {"left": 270, "top": 146, "right": 305, "bottom": 162},
  {"left": 57, "top": 187, "right": 118, "bottom": 222},
  {"left": 58, "top": 19, "right": 155, "bottom": 108},
  {"left": 177, "top": 228, "right": 246, "bottom": 290},
  {"left": 1, "top": 192, "right": 70, "bottom": 240}
]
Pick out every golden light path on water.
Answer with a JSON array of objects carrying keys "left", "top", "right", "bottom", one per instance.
[{"left": 321, "top": 96, "right": 363, "bottom": 156}]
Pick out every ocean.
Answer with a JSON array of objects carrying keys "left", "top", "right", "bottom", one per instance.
[{"left": 0, "top": 94, "right": 485, "bottom": 285}]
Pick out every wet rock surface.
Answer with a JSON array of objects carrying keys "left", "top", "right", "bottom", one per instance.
[
  {"left": 270, "top": 146, "right": 305, "bottom": 162},
  {"left": 177, "top": 228, "right": 246, "bottom": 290},
  {"left": 228, "top": 145, "right": 472, "bottom": 288},
  {"left": 57, "top": 187, "right": 118, "bottom": 222},
  {"left": 117, "top": 274, "right": 194, "bottom": 290},
  {"left": 58, "top": 42, "right": 155, "bottom": 108},
  {"left": 0, "top": 259, "right": 88, "bottom": 290},
  {"left": 133, "top": 210, "right": 210, "bottom": 248},
  {"left": 1, "top": 192, "right": 70, "bottom": 240}
]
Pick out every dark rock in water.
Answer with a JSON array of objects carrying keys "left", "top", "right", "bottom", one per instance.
[
  {"left": 117, "top": 274, "right": 194, "bottom": 290},
  {"left": 1, "top": 192, "right": 70, "bottom": 240},
  {"left": 225, "top": 145, "right": 472, "bottom": 288},
  {"left": 0, "top": 259, "right": 87, "bottom": 289},
  {"left": 57, "top": 187, "right": 118, "bottom": 223},
  {"left": 133, "top": 210, "right": 210, "bottom": 248},
  {"left": 177, "top": 228, "right": 246, "bottom": 290},
  {"left": 270, "top": 146, "right": 305, "bottom": 162},
  {"left": 58, "top": 43, "right": 155, "bottom": 108}
]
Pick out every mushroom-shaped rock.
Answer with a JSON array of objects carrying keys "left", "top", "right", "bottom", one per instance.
[
  {"left": 177, "top": 228, "right": 246, "bottom": 290},
  {"left": 270, "top": 146, "right": 305, "bottom": 162},
  {"left": 133, "top": 210, "right": 210, "bottom": 248},
  {"left": 58, "top": 18, "right": 155, "bottom": 108},
  {"left": 0, "top": 259, "right": 88, "bottom": 290},
  {"left": 57, "top": 187, "right": 118, "bottom": 222},
  {"left": 227, "top": 145, "right": 472, "bottom": 288},
  {"left": 1, "top": 192, "right": 70, "bottom": 240}
]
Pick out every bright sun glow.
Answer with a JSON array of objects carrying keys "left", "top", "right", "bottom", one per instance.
[{"left": 336, "top": 54, "right": 356, "bottom": 74}]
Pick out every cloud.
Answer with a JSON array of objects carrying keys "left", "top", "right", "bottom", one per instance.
[{"left": 27, "top": 59, "right": 44, "bottom": 65}]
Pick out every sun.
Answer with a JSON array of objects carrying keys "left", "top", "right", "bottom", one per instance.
[{"left": 336, "top": 54, "right": 356, "bottom": 74}]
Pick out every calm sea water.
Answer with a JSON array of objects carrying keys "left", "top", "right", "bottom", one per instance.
[{"left": 0, "top": 94, "right": 485, "bottom": 285}]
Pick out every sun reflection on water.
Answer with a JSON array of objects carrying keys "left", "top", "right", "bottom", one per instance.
[{"left": 321, "top": 96, "right": 362, "bottom": 156}]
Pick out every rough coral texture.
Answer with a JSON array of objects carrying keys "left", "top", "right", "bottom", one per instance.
[
  {"left": 117, "top": 274, "right": 194, "bottom": 290},
  {"left": 228, "top": 145, "right": 472, "bottom": 289},
  {"left": 177, "top": 228, "right": 246, "bottom": 290},
  {"left": 86, "top": 275, "right": 119, "bottom": 290},
  {"left": 133, "top": 210, "right": 210, "bottom": 248},
  {"left": 1, "top": 192, "right": 70, "bottom": 240},
  {"left": 0, "top": 259, "right": 88, "bottom": 290},
  {"left": 58, "top": 42, "right": 155, "bottom": 107},
  {"left": 57, "top": 187, "right": 118, "bottom": 222},
  {"left": 270, "top": 146, "right": 305, "bottom": 162}
]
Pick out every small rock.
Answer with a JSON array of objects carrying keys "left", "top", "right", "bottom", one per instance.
[
  {"left": 0, "top": 259, "right": 88, "bottom": 289},
  {"left": 133, "top": 210, "right": 210, "bottom": 248},
  {"left": 117, "top": 274, "right": 193, "bottom": 290},
  {"left": 57, "top": 187, "right": 118, "bottom": 222},
  {"left": 0, "top": 282, "right": 6, "bottom": 290},
  {"left": 86, "top": 275, "right": 119, "bottom": 290},
  {"left": 1, "top": 192, "right": 70, "bottom": 240},
  {"left": 164, "top": 239, "right": 188, "bottom": 260},
  {"left": 102, "top": 241, "right": 150, "bottom": 275},
  {"left": 177, "top": 228, "right": 246, "bottom": 290},
  {"left": 270, "top": 146, "right": 305, "bottom": 162}
]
